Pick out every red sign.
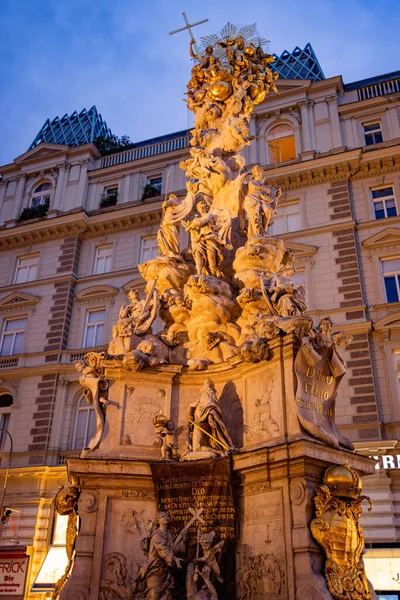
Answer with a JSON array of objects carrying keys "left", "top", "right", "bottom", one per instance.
[{"left": 0, "top": 549, "right": 28, "bottom": 596}]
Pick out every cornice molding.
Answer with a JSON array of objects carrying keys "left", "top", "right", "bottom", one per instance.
[
  {"left": 0, "top": 291, "right": 41, "bottom": 311},
  {"left": 0, "top": 206, "right": 162, "bottom": 250},
  {"left": 338, "top": 94, "right": 400, "bottom": 116},
  {"left": 264, "top": 146, "right": 400, "bottom": 191},
  {"left": 374, "top": 311, "right": 400, "bottom": 332},
  {"left": 75, "top": 285, "right": 119, "bottom": 301},
  {"left": 362, "top": 227, "right": 400, "bottom": 249}
]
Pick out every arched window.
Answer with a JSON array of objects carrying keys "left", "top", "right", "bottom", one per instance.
[
  {"left": 30, "top": 182, "right": 52, "bottom": 208},
  {"left": 267, "top": 124, "right": 296, "bottom": 164},
  {"left": 72, "top": 397, "right": 96, "bottom": 450},
  {"left": 0, "top": 393, "right": 12, "bottom": 451}
]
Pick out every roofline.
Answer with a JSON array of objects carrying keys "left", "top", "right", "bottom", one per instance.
[{"left": 344, "top": 70, "right": 400, "bottom": 91}]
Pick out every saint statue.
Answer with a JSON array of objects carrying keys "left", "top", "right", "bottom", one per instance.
[
  {"left": 183, "top": 201, "right": 232, "bottom": 280},
  {"left": 186, "top": 378, "right": 235, "bottom": 458},
  {"left": 110, "top": 287, "right": 159, "bottom": 353},
  {"left": 243, "top": 165, "right": 281, "bottom": 238},
  {"left": 138, "top": 511, "right": 184, "bottom": 600},
  {"left": 187, "top": 530, "right": 224, "bottom": 600},
  {"left": 261, "top": 265, "right": 306, "bottom": 318},
  {"left": 157, "top": 193, "right": 194, "bottom": 261}
]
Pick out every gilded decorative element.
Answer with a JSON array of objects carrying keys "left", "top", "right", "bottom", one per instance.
[
  {"left": 52, "top": 482, "right": 80, "bottom": 600},
  {"left": 310, "top": 462, "right": 373, "bottom": 600}
]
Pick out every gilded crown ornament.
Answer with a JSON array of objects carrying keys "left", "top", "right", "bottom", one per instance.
[{"left": 311, "top": 463, "right": 374, "bottom": 600}]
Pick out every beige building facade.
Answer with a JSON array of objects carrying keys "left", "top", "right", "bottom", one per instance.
[{"left": 1, "top": 68, "right": 400, "bottom": 597}]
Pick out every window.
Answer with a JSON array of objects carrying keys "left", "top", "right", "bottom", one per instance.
[
  {"left": 83, "top": 309, "right": 105, "bottom": 347},
  {"left": 93, "top": 245, "right": 113, "bottom": 275},
  {"left": 291, "top": 270, "right": 307, "bottom": 303},
  {"left": 267, "top": 124, "right": 296, "bottom": 164},
  {"left": 140, "top": 237, "right": 159, "bottom": 263},
  {"left": 269, "top": 203, "right": 301, "bottom": 234},
  {"left": 363, "top": 122, "right": 383, "bottom": 146},
  {"left": 382, "top": 258, "right": 400, "bottom": 302},
  {"left": 0, "top": 395, "right": 12, "bottom": 452},
  {"left": 72, "top": 396, "right": 97, "bottom": 450},
  {"left": 104, "top": 186, "right": 118, "bottom": 197},
  {"left": 148, "top": 176, "right": 162, "bottom": 195},
  {"left": 0, "top": 318, "right": 26, "bottom": 356},
  {"left": 30, "top": 182, "right": 51, "bottom": 208},
  {"left": 371, "top": 186, "right": 397, "bottom": 220},
  {"left": 14, "top": 254, "right": 39, "bottom": 284},
  {"left": 31, "top": 512, "right": 69, "bottom": 592}
]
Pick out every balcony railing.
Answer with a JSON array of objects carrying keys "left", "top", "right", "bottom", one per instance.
[
  {"left": 357, "top": 78, "right": 400, "bottom": 101},
  {"left": 0, "top": 357, "right": 19, "bottom": 369},
  {"left": 99, "top": 133, "right": 190, "bottom": 169}
]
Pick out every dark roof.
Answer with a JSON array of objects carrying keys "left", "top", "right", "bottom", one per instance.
[
  {"left": 28, "top": 106, "right": 113, "bottom": 150},
  {"left": 272, "top": 43, "right": 325, "bottom": 82}
]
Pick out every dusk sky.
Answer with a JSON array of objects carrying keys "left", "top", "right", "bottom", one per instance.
[{"left": 1, "top": 0, "right": 399, "bottom": 165}]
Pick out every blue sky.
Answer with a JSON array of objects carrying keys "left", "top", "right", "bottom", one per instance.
[{"left": 1, "top": 0, "right": 399, "bottom": 165}]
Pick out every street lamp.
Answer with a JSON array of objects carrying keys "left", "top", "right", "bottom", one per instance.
[{"left": 0, "top": 429, "right": 13, "bottom": 524}]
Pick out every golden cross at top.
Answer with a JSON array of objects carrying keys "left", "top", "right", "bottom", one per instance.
[{"left": 169, "top": 12, "right": 209, "bottom": 59}]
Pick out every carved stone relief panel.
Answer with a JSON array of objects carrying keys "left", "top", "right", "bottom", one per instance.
[
  {"left": 100, "top": 497, "right": 157, "bottom": 599},
  {"left": 237, "top": 487, "right": 287, "bottom": 600},
  {"left": 120, "top": 385, "right": 169, "bottom": 448},
  {"left": 243, "top": 365, "right": 283, "bottom": 447}
]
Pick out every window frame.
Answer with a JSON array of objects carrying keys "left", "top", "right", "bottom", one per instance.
[
  {"left": 83, "top": 308, "right": 106, "bottom": 348},
  {"left": 72, "top": 396, "right": 96, "bottom": 450},
  {"left": 269, "top": 202, "right": 301, "bottom": 234},
  {"left": 371, "top": 185, "right": 397, "bottom": 220},
  {"left": 0, "top": 316, "right": 27, "bottom": 357},
  {"left": 381, "top": 257, "right": 400, "bottom": 303},
  {"left": 30, "top": 182, "right": 52, "bottom": 209},
  {"left": 363, "top": 121, "right": 383, "bottom": 146},
  {"left": 147, "top": 175, "right": 163, "bottom": 195},
  {"left": 140, "top": 236, "right": 159, "bottom": 263},
  {"left": 93, "top": 244, "right": 113, "bottom": 275},
  {"left": 13, "top": 253, "right": 40, "bottom": 284},
  {"left": 267, "top": 123, "right": 296, "bottom": 165}
]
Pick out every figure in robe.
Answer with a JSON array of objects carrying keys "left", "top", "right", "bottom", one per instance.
[
  {"left": 139, "top": 511, "right": 184, "bottom": 600},
  {"left": 157, "top": 193, "right": 194, "bottom": 261},
  {"left": 243, "top": 165, "right": 281, "bottom": 238},
  {"left": 112, "top": 288, "right": 159, "bottom": 352},
  {"left": 183, "top": 201, "right": 232, "bottom": 280},
  {"left": 187, "top": 378, "right": 235, "bottom": 456},
  {"left": 260, "top": 265, "right": 306, "bottom": 318}
]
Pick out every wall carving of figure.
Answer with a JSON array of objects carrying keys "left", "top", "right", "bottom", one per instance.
[{"left": 243, "top": 165, "right": 281, "bottom": 239}]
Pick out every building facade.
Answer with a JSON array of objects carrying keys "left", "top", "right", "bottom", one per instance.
[{"left": 1, "top": 64, "right": 400, "bottom": 597}]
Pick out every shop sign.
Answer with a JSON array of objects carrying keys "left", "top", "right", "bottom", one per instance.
[
  {"left": 372, "top": 455, "right": 400, "bottom": 470},
  {"left": 0, "top": 549, "right": 28, "bottom": 596}
]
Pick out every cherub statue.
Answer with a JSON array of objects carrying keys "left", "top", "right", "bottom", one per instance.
[
  {"left": 74, "top": 353, "right": 108, "bottom": 452},
  {"left": 152, "top": 410, "right": 185, "bottom": 461},
  {"left": 182, "top": 200, "right": 232, "bottom": 280},
  {"left": 243, "top": 165, "right": 281, "bottom": 238},
  {"left": 187, "top": 530, "right": 224, "bottom": 600}
]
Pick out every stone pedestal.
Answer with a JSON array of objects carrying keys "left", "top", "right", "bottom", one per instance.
[{"left": 60, "top": 335, "right": 376, "bottom": 600}]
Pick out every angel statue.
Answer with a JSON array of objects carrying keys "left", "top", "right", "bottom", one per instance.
[
  {"left": 243, "top": 165, "right": 281, "bottom": 239},
  {"left": 186, "top": 530, "right": 224, "bottom": 600},
  {"left": 183, "top": 200, "right": 232, "bottom": 280},
  {"left": 157, "top": 193, "right": 194, "bottom": 261}
]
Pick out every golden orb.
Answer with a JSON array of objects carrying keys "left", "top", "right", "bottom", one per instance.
[
  {"left": 194, "top": 89, "right": 206, "bottom": 103},
  {"left": 323, "top": 461, "right": 362, "bottom": 500},
  {"left": 244, "top": 45, "right": 256, "bottom": 58},
  {"left": 208, "top": 81, "right": 232, "bottom": 102}
]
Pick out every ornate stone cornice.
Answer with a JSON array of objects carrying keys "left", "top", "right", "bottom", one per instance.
[
  {"left": 0, "top": 204, "right": 162, "bottom": 251},
  {"left": 0, "top": 291, "right": 41, "bottom": 311},
  {"left": 82, "top": 210, "right": 161, "bottom": 239},
  {"left": 264, "top": 146, "right": 400, "bottom": 191}
]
